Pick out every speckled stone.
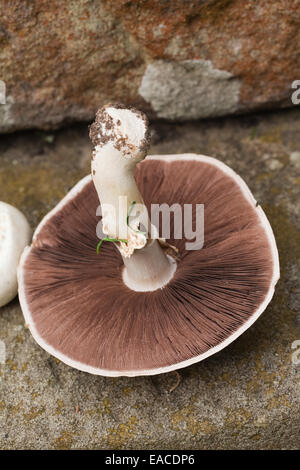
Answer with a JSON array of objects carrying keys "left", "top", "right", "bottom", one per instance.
[
  {"left": 1, "top": 1, "right": 300, "bottom": 131},
  {"left": 0, "top": 109, "right": 299, "bottom": 449}
]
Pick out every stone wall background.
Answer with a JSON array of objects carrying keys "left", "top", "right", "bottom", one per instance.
[{"left": 0, "top": 0, "right": 299, "bottom": 132}]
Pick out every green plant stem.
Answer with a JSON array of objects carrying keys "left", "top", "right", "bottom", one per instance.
[{"left": 96, "top": 237, "right": 128, "bottom": 255}]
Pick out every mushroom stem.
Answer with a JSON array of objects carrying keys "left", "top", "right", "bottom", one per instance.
[
  {"left": 92, "top": 141, "right": 146, "bottom": 247},
  {"left": 123, "top": 239, "right": 177, "bottom": 292},
  {"left": 90, "top": 104, "right": 176, "bottom": 291}
]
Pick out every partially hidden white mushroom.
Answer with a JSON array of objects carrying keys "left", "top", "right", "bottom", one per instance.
[{"left": 0, "top": 202, "right": 31, "bottom": 307}]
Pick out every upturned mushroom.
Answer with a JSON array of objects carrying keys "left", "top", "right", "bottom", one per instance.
[
  {"left": 0, "top": 202, "right": 31, "bottom": 307},
  {"left": 18, "top": 105, "right": 279, "bottom": 376}
]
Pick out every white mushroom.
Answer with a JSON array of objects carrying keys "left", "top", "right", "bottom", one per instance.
[{"left": 0, "top": 202, "right": 31, "bottom": 307}]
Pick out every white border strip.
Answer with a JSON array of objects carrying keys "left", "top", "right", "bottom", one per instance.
[{"left": 18, "top": 154, "right": 280, "bottom": 377}]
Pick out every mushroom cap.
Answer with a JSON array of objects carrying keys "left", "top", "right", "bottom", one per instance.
[
  {"left": 18, "top": 155, "right": 279, "bottom": 376},
  {"left": 0, "top": 202, "right": 31, "bottom": 307}
]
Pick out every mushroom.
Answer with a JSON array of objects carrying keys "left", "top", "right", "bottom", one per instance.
[
  {"left": 0, "top": 202, "right": 31, "bottom": 307},
  {"left": 18, "top": 105, "right": 279, "bottom": 377}
]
